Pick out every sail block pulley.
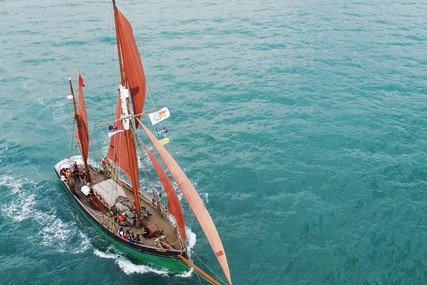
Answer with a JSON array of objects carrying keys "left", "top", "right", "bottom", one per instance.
[{"left": 119, "top": 85, "right": 131, "bottom": 130}]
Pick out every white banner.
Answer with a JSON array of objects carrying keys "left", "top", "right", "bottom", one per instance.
[{"left": 148, "top": 107, "right": 170, "bottom": 125}]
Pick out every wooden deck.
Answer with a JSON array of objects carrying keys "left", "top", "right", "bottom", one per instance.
[{"left": 68, "top": 166, "right": 183, "bottom": 251}]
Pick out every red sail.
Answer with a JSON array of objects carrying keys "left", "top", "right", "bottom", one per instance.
[
  {"left": 76, "top": 73, "right": 89, "bottom": 169},
  {"left": 143, "top": 144, "right": 186, "bottom": 245},
  {"left": 140, "top": 123, "right": 232, "bottom": 285},
  {"left": 115, "top": 8, "right": 146, "bottom": 127},
  {"left": 107, "top": 98, "right": 139, "bottom": 193}
]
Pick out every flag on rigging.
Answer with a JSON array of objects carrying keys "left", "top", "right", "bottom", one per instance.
[
  {"left": 159, "top": 137, "right": 170, "bottom": 145},
  {"left": 148, "top": 107, "right": 170, "bottom": 125},
  {"left": 156, "top": 127, "right": 168, "bottom": 135},
  {"left": 108, "top": 125, "right": 124, "bottom": 138}
]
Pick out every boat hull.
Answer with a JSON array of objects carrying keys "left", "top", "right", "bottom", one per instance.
[{"left": 53, "top": 159, "right": 189, "bottom": 273}]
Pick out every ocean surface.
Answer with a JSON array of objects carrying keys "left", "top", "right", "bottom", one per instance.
[{"left": 1, "top": 0, "right": 426, "bottom": 284}]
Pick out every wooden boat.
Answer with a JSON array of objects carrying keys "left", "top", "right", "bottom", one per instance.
[{"left": 53, "top": 1, "right": 231, "bottom": 284}]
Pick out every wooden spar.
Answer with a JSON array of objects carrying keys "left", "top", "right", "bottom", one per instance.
[
  {"left": 178, "top": 256, "right": 223, "bottom": 285},
  {"left": 124, "top": 127, "right": 143, "bottom": 225},
  {"left": 113, "top": 0, "right": 125, "bottom": 86},
  {"left": 95, "top": 116, "right": 134, "bottom": 128},
  {"left": 94, "top": 109, "right": 161, "bottom": 128},
  {"left": 68, "top": 76, "right": 78, "bottom": 120}
]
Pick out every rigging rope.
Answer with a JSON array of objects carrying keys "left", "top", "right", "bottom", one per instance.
[
  {"left": 193, "top": 251, "right": 226, "bottom": 285},
  {"left": 92, "top": 6, "right": 116, "bottom": 164}
]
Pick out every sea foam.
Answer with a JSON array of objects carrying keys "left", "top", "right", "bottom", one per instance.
[
  {"left": 91, "top": 226, "right": 198, "bottom": 279},
  {"left": 93, "top": 248, "right": 169, "bottom": 276},
  {"left": 0, "top": 174, "right": 90, "bottom": 254}
]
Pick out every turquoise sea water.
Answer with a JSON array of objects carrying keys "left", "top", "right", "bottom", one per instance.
[{"left": 1, "top": 0, "right": 427, "bottom": 284}]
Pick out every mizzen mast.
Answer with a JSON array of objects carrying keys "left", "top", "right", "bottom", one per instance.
[{"left": 68, "top": 72, "right": 92, "bottom": 182}]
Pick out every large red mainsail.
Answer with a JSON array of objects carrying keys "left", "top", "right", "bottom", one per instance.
[
  {"left": 115, "top": 7, "right": 146, "bottom": 127},
  {"left": 143, "top": 144, "right": 186, "bottom": 245},
  {"left": 139, "top": 122, "right": 232, "bottom": 285}
]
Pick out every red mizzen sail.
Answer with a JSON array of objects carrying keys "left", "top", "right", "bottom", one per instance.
[
  {"left": 75, "top": 72, "right": 90, "bottom": 180},
  {"left": 115, "top": 7, "right": 146, "bottom": 127}
]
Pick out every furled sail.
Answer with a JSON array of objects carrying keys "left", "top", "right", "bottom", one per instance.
[
  {"left": 139, "top": 122, "right": 232, "bottom": 285},
  {"left": 143, "top": 144, "right": 186, "bottom": 245},
  {"left": 75, "top": 72, "right": 90, "bottom": 180},
  {"left": 114, "top": 6, "right": 146, "bottom": 127}
]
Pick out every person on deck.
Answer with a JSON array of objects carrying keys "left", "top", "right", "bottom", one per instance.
[
  {"left": 73, "top": 166, "right": 79, "bottom": 182},
  {"left": 142, "top": 207, "right": 151, "bottom": 219},
  {"left": 123, "top": 230, "right": 130, "bottom": 240},
  {"left": 135, "top": 234, "right": 141, "bottom": 244},
  {"left": 65, "top": 168, "right": 72, "bottom": 181},
  {"left": 129, "top": 232, "right": 135, "bottom": 243},
  {"left": 142, "top": 227, "right": 148, "bottom": 238},
  {"left": 79, "top": 171, "right": 86, "bottom": 184},
  {"left": 59, "top": 168, "right": 67, "bottom": 181}
]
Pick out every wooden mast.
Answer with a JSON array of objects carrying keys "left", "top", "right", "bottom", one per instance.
[
  {"left": 68, "top": 75, "right": 92, "bottom": 182},
  {"left": 68, "top": 76, "right": 78, "bottom": 124},
  {"left": 113, "top": 0, "right": 142, "bottom": 225},
  {"left": 113, "top": 0, "right": 124, "bottom": 85}
]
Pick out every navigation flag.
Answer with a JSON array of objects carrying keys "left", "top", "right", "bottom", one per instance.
[
  {"left": 159, "top": 137, "right": 170, "bottom": 145},
  {"left": 108, "top": 125, "right": 124, "bottom": 138},
  {"left": 148, "top": 107, "right": 170, "bottom": 125},
  {"left": 108, "top": 130, "right": 124, "bottom": 138},
  {"left": 156, "top": 127, "right": 168, "bottom": 135}
]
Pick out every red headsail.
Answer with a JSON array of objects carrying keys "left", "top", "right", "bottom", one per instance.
[
  {"left": 140, "top": 122, "right": 232, "bottom": 285},
  {"left": 143, "top": 144, "right": 186, "bottom": 245}
]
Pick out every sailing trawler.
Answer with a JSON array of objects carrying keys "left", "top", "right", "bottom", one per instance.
[{"left": 53, "top": 1, "right": 231, "bottom": 284}]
